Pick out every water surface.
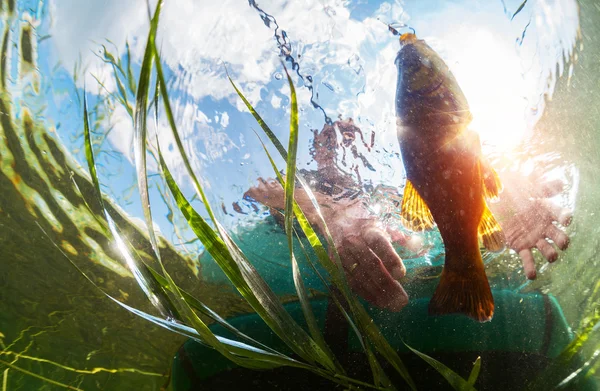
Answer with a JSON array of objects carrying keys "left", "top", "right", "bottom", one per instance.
[{"left": 1, "top": 0, "right": 599, "bottom": 389}]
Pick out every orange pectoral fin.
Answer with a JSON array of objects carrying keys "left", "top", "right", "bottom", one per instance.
[
  {"left": 482, "top": 161, "right": 503, "bottom": 200},
  {"left": 478, "top": 201, "right": 506, "bottom": 252},
  {"left": 401, "top": 179, "right": 435, "bottom": 232}
]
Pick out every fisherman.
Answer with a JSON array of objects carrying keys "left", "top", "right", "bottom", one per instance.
[
  {"left": 170, "top": 115, "right": 583, "bottom": 390},
  {"left": 171, "top": 34, "right": 580, "bottom": 390},
  {"left": 244, "top": 118, "right": 572, "bottom": 315}
]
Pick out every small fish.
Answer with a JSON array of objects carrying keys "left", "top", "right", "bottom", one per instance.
[{"left": 394, "top": 33, "right": 505, "bottom": 322}]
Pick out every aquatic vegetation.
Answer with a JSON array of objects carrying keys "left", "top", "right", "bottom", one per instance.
[
  {"left": 73, "top": 1, "right": 600, "bottom": 390},
  {"left": 2, "top": 0, "right": 600, "bottom": 390},
  {"left": 0, "top": 324, "right": 164, "bottom": 391},
  {"left": 72, "top": 1, "right": 485, "bottom": 389},
  {"left": 0, "top": 4, "right": 250, "bottom": 390}
]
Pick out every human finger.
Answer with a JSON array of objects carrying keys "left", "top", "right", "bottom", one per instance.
[
  {"left": 545, "top": 224, "right": 570, "bottom": 250},
  {"left": 244, "top": 178, "right": 282, "bottom": 200},
  {"left": 519, "top": 249, "right": 537, "bottom": 280},
  {"left": 386, "top": 226, "right": 411, "bottom": 245},
  {"left": 365, "top": 228, "right": 406, "bottom": 279},
  {"left": 536, "top": 238, "right": 558, "bottom": 263},
  {"left": 509, "top": 224, "right": 542, "bottom": 253},
  {"left": 538, "top": 199, "right": 567, "bottom": 224},
  {"left": 345, "top": 245, "right": 408, "bottom": 311},
  {"left": 347, "top": 270, "right": 379, "bottom": 306},
  {"left": 558, "top": 209, "right": 573, "bottom": 227},
  {"left": 361, "top": 250, "right": 409, "bottom": 311},
  {"left": 336, "top": 245, "right": 377, "bottom": 303},
  {"left": 387, "top": 226, "right": 424, "bottom": 253}
]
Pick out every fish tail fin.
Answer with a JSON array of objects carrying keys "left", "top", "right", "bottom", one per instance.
[{"left": 429, "top": 254, "right": 494, "bottom": 322}]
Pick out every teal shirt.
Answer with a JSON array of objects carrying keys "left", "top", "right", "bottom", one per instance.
[
  {"left": 176, "top": 218, "right": 588, "bottom": 390},
  {"left": 198, "top": 217, "right": 572, "bottom": 355}
]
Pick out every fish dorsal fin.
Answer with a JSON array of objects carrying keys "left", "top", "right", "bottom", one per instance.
[
  {"left": 478, "top": 202, "right": 506, "bottom": 252},
  {"left": 481, "top": 162, "right": 503, "bottom": 200},
  {"left": 401, "top": 179, "right": 435, "bottom": 232}
]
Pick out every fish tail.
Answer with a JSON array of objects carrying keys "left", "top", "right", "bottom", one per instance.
[{"left": 428, "top": 253, "right": 494, "bottom": 322}]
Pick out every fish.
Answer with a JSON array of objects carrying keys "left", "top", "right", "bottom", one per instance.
[{"left": 394, "top": 33, "right": 505, "bottom": 322}]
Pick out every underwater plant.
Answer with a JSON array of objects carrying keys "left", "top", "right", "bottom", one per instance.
[
  {"left": 76, "top": 0, "right": 485, "bottom": 389},
  {"left": 73, "top": 1, "right": 600, "bottom": 390},
  {"left": 3, "top": 0, "right": 600, "bottom": 390}
]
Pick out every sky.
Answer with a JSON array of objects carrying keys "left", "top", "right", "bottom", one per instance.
[{"left": 39, "top": 0, "right": 580, "bottom": 252}]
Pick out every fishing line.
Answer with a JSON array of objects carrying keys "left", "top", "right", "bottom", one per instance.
[
  {"left": 247, "top": 0, "right": 333, "bottom": 125},
  {"left": 381, "top": 20, "right": 416, "bottom": 37}
]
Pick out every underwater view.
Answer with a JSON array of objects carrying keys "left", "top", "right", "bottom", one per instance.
[{"left": 1, "top": 0, "right": 600, "bottom": 389}]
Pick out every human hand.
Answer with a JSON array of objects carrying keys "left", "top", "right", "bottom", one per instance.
[
  {"left": 492, "top": 172, "right": 573, "bottom": 280},
  {"left": 244, "top": 178, "right": 286, "bottom": 211},
  {"left": 245, "top": 178, "right": 420, "bottom": 311},
  {"left": 324, "top": 198, "right": 423, "bottom": 311}
]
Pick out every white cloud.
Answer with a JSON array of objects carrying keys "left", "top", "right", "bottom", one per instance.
[
  {"left": 270, "top": 94, "right": 281, "bottom": 109},
  {"left": 107, "top": 104, "right": 134, "bottom": 161},
  {"left": 49, "top": 0, "right": 579, "bottom": 188},
  {"left": 49, "top": 0, "right": 150, "bottom": 92},
  {"left": 355, "top": 0, "right": 579, "bottom": 156},
  {"left": 106, "top": 95, "right": 237, "bottom": 182},
  {"left": 219, "top": 112, "right": 229, "bottom": 128},
  {"left": 154, "top": 0, "right": 394, "bottom": 111},
  {"left": 145, "top": 100, "right": 238, "bottom": 180}
]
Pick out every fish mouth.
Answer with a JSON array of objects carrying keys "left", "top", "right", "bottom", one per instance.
[{"left": 400, "top": 32, "right": 418, "bottom": 47}]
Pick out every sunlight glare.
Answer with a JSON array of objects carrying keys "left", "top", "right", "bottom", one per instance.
[{"left": 441, "top": 28, "right": 533, "bottom": 152}]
